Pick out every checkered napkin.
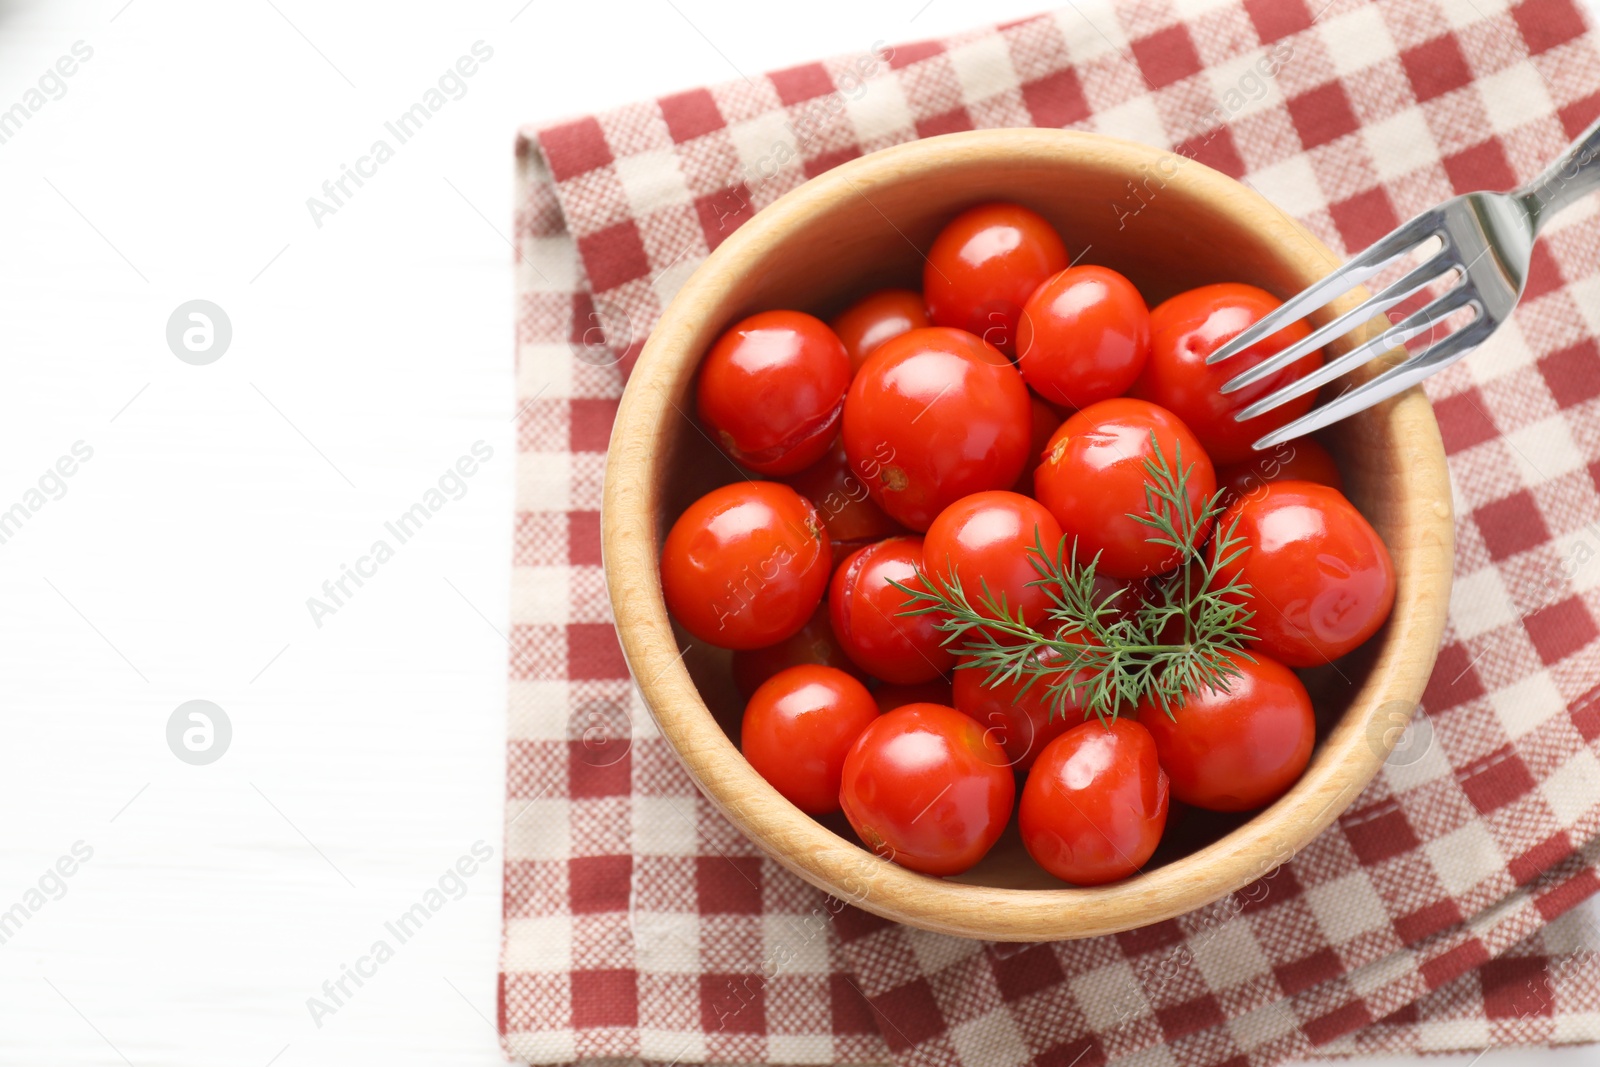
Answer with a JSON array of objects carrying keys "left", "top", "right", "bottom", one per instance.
[{"left": 502, "top": 0, "right": 1600, "bottom": 1063}]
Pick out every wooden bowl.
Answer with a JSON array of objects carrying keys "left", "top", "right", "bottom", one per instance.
[{"left": 603, "top": 129, "right": 1453, "bottom": 941}]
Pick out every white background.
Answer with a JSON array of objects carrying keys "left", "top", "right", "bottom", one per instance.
[{"left": 0, "top": 0, "right": 1596, "bottom": 1065}]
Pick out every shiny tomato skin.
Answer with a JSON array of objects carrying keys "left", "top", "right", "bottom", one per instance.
[
  {"left": 1013, "top": 395, "right": 1065, "bottom": 496},
  {"left": 1016, "top": 266, "right": 1151, "bottom": 409},
  {"left": 842, "top": 327, "right": 1032, "bottom": 531},
  {"left": 696, "top": 310, "right": 852, "bottom": 475},
  {"left": 1217, "top": 437, "right": 1343, "bottom": 508},
  {"left": 923, "top": 490, "right": 1064, "bottom": 632},
  {"left": 1137, "top": 650, "right": 1315, "bottom": 812},
  {"left": 730, "top": 602, "right": 864, "bottom": 699},
  {"left": 1033, "top": 398, "right": 1217, "bottom": 580},
  {"left": 831, "top": 289, "right": 931, "bottom": 373},
  {"left": 829, "top": 537, "right": 956, "bottom": 685},
  {"left": 952, "top": 650, "right": 1088, "bottom": 773},
  {"left": 741, "top": 664, "right": 880, "bottom": 815},
  {"left": 1214, "top": 481, "right": 1396, "bottom": 666},
  {"left": 925, "top": 202, "right": 1070, "bottom": 355},
  {"left": 661, "top": 482, "right": 831, "bottom": 650},
  {"left": 873, "top": 679, "right": 954, "bottom": 714},
  {"left": 785, "top": 438, "right": 904, "bottom": 560},
  {"left": 1134, "top": 284, "right": 1321, "bottom": 465},
  {"left": 839, "top": 703, "right": 1015, "bottom": 876},
  {"left": 1019, "top": 718, "right": 1169, "bottom": 885}
]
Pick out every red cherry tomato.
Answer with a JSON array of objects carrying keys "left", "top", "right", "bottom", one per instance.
[
  {"left": 1019, "top": 718, "right": 1169, "bottom": 885},
  {"left": 1033, "top": 398, "right": 1217, "bottom": 580},
  {"left": 1134, "top": 284, "right": 1321, "bottom": 466},
  {"left": 1214, "top": 480, "right": 1395, "bottom": 666},
  {"left": 925, "top": 202, "right": 1070, "bottom": 355},
  {"left": 923, "top": 490, "right": 1063, "bottom": 633},
  {"left": 696, "top": 310, "right": 852, "bottom": 475},
  {"left": 1216, "top": 437, "right": 1343, "bottom": 508},
  {"left": 1137, "top": 650, "right": 1315, "bottom": 812},
  {"left": 1013, "top": 395, "right": 1064, "bottom": 496},
  {"left": 1016, "top": 265, "right": 1151, "bottom": 409},
  {"left": 831, "top": 288, "right": 930, "bottom": 373},
  {"left": 842, "top": 327, "right": 1032, "bottom": 531},
  {"left": 839, "top": 703, "right": 1015, "bottom": 876},
  {"left": 730, "top": 602, "right": 863, "bottom": 699},
  {"left": 873, "top": 679, "right": 954, "bottom": 714},
  {"left": 784, "top": 437, "right": 903, "bottom": 566},
  {"left": 661, "top": 482, "right": 831, "bottom": 650},
  {"left": 952, "top": 648, "right": 1089, "bottom": 773},
  {"left": 741, "top": 664, "right": 880, "bottom": 815},
  {"left": 829, "top": 536, "right": 955, "bottom": 685}
]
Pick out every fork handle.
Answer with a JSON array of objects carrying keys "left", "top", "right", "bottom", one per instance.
[{"left": 1518, "top": 115, "right": 1600, "bottom": 233}]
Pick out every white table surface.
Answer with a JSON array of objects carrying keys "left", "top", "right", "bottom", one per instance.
[{"left": 2, "top": 1, "right": 1597, "bottom": 1064}]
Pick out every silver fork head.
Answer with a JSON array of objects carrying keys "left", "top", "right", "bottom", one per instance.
[{"left": 1203, "top": 189, "right": 1534, "bottom": 451}]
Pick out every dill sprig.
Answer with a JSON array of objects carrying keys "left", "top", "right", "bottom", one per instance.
[{"left": 890, "top": 433, "right": 1257, "bottom": 724}]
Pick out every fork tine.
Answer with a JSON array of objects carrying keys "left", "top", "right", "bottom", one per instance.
[
  {"left": 1249, "top": 310, "right": 1491, "bottom": 451},
  {"left": 1231, "top": 284, "right": 1477, "bottom": 422},
  {"left": 1205, "top": 210, "right": 1444, "bottom": 366},
  {"left": 1219, "top": 254, "right": 1456, "bottom": 396}
]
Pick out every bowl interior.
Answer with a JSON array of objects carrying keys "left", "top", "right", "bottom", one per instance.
[{"left": 606, "top": 130, "right": 1453, "bottom": 939}]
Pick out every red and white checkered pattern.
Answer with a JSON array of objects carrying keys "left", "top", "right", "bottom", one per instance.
[{"left": 503, "top": 0, "right": 1600, "bottom": 1064}]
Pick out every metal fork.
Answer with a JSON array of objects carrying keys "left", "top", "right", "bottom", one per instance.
[{"left": 1207, "top": 116, "right": 1600, "bottom": 451}]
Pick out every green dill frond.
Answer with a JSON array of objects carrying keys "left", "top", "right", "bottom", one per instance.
[{"left": 891, "top": 433, "right": 1258, "bottom": 725}]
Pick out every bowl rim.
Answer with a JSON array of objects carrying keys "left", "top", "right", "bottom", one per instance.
[{"left": 602, "top": 128, "right": 1454, "bottom": 941}]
